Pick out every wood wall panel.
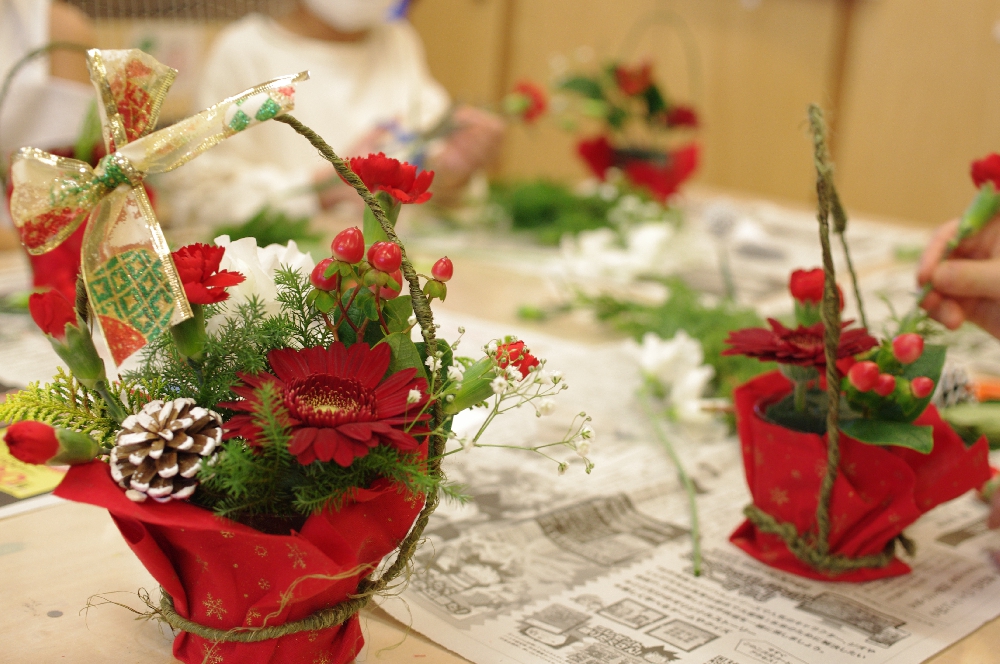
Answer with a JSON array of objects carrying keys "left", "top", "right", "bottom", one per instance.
[{"left": 835, "top": 0, "right": 1000, "bottom": 226}]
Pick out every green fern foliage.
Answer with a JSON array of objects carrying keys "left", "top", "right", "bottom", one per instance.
[{"left": 0, "top": 367, "right": 116, "bottom": 446}]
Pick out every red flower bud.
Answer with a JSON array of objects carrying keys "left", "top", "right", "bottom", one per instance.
[
  {"left": 4, "top": 421, "right": 59, "bottom": 465},
  {"left": 971, "top": 153, "right": 1000, "bottom": 191},
  {"left": 874, "top": 373, "right": 897, "bottom": 397},
  {"left": 431, "top": 257, "right": 453, "bottom": 282},
  {"left": 789, "top": 268, "right": 843, "bottom": 309},
  {"left": 310, "top": 258, "right": 340, "bottom": 291},
  {"left": 28, "top": 290, "right": 76, "bottom": 340},
  {"left": 495, "top": 340, "right": 540, "bottom": 378},
  {"left": 847, "top": 361, "right": 880, "bottom": 392},
  {"left": 892, "top": 333, "right": 924, "bottom": 365},
  {"left": 614, "top": 62, "right": 653, "bottom": 96},
  {"left": 368, "top": 241, "right": 402, "bottom": 273},
  {"left": 911, "top": 376, "right": 935, "bottom": 399},
  {"left": 331, "top": 227, "right": 365, "bottom": 264}
]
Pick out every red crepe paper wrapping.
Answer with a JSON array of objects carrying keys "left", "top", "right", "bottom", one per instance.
[
  {"left": 730, "top": 371, "right": 990, "bottom": 582},
  {"left": 55, "top": 461, "right": 424, "bottom": 663}
]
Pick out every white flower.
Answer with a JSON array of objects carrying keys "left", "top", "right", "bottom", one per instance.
[
  {"left": 407, "top": 389, "right": 422, "bottom": 404},
  {"left": 537, "top": 398, "right": 556, "bottom": 416},
  {"left": 407, "top": 314, "right": 417, "bottom": 327},
  {"left": 461, "top": 436, "right": 475, "bottom": 453},
  {"left": 213, "top": 235, "right": 315, "bottom": 318},
  {"left": 631, "top": 331, "right": 705, "bottom": 388},
  {"left": 490, "top": 375, "right": 508, "bottom": 395},
  {"left": 447, "top": 365, "right": 464, "bottom": 382},
  {"left": 670, "top": 365, "right": 716, "bottom": 424},
  {"left": 576, "top": 440, "right": 591, "bottom": 457},
  {"left": 507, "top": 367, "right": 523, "bottom": 383},
  {"left": 557, "top": 462, "right": 568, "bottom": 475},
  {"left": 425, "top": 356, "right": 442, "bottom": 373},
  {"left": 580, "top": 424, "right": 595, "bottom": 440}
]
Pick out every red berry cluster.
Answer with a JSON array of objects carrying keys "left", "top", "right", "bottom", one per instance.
[
  {"left": 423, "top": 257, "right": 453, "bottom": 302},
  {"left": 846, "top": 333, "right": 935, "bottom": 401}
]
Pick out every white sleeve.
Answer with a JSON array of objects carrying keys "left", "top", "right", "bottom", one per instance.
[{"left": 394, "top": 20, "right": 451, "bottom": 131}]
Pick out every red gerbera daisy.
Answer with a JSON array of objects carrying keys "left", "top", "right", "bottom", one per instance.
[
  {"left": 722, "top": 318, "right": 878, "bottom": 368},
  {"left": 345, "top": 153, "right": 435, "bottom": 204},
  {"left": 219, "top": 343, "right": 430, "bottom": 467},
  {"left": 171, "top": 243, "right": 245, "bottom": 305}
]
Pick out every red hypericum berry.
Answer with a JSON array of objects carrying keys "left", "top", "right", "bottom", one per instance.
[
  {"left": 310, "top": 258, "right": 339, "bottom": 291},
  {"left": 892, "top": 333, "right": 924, "bottom": 365},
  {"left": 847, "top": 361, "right": 880, "bottom": 392},
  {"left": 367, "top": 241, "right": 402, "bottom": 273},
  {"left": 331, "top": 227, "right": 365, "bottom": 264},
  {"left": 911, "top": 376, "right": 935, "bottom": 399},
  {"left": 379, "top": 269, "right": 403, "bottom": 300},
  {"left": 431, "top": 257, "right": 453, "bottom": 282},
  {"left": 874, "top": 374, "right": 897, "bottom": 397}
]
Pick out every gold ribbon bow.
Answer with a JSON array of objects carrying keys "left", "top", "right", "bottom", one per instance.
[{"left": 9, "top": 49, "right": 307, "bottom": 365}]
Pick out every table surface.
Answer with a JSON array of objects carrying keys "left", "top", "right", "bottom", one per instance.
[{"left": 3, "top": 200, "right": 1000, "bottom": 662}]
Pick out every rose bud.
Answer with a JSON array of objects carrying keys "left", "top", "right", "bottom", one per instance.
[
  {"left": 874, "top": 373, "right": 897, "bottom": 397},
  {"left": 331, "top": 227, "right": 365, "bottom": 264},
  {"left": 892, "top": 333, "right": 924, "bottom": 365},
  {"left": 847, "top": 361, "right": 880, "bottom": 392},
  {"left": 4, "top": 421, "right": 100, "bottom": 466},
  {"left": 911, "top": 376, "right": 935, "bottom": 399},
  {"left": 28, "top": 290, "right": 107, "bottom": 390},
  {"left": 310, "top": 258, "right": 340, "bottom": 291},
  {"left": 431, "top": 257, "right": 454, "bottom": 282},
  {"left": 368, "top": 241, "right": 402, "bottom": 273},
  {"left": 495, "top": 340, "right": 540, "bottom": 378},
  {"left": 789, "top": 268, "right": 843, "bottom": 326}
]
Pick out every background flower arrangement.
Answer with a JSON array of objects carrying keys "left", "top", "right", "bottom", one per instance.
[{"left": 0, "top": 49, "right": 592, "bottom": 664}]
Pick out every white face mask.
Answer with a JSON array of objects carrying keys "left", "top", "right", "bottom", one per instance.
[{"left": 302, "top": 0, "right": 398, "bottom": 32}]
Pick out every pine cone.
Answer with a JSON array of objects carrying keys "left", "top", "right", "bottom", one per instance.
[{"left": 110, "top": 398, "right": 221, "bottom": 503}]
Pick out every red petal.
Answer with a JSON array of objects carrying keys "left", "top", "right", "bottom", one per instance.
[
  {"left": 269, "top": 348, "right": 312, "bottom": 382},
  {"left": 356, "top": 343, "right": 391, "bottom": 388},
  {"left": 202, "top": 269, "right": 245, "bottom": 288}
]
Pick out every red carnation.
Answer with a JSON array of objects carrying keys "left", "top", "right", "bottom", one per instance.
[
  {"left": 220, "top": 343, "right": 429, "bottom": 467},
  {"left": 4, "top": 421, "right": 60, "bottom": 465},
  {"left": 171, "top": 243, "right": 245, "bottom": 305},
  {"left": 577, "top": 135, "right": 616, "bottom": 180},
  {"left": 28, "top": 289, "right": 77, "bottom": 340},
  {"left": 495, "top": 341, "right": 540, "bottom": 378},
  {"left": 722, "top": 318, "right": 878, "bottom": 368},
  {"left": 623, "top": 143, "right": 700, "bottom": 202},
  {"left": 614, "top": 62, "right": 653, "bottom": 96},
  {"left": 510, "top": 81, "right": 548, "bottom": 123},
  {"left": 971, "top": 153, "right": 1000, "bottom": 190},
  {"left": 345, "top": 153, "right": 434, "bottom": 204},
  {"left": 665, "top": 105, "right": 699, "bottom": 128},
  {"left": 789, "top": 268, "right": 844, "bottom": 308}
]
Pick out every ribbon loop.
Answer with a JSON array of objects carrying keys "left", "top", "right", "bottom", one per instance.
[{"left": 10, "top": 48, "right": 308, "bottom": 365}]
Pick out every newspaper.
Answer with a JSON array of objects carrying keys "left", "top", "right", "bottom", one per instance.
[{"left": 381, "top": 308, "right": 1000, "bottom": 664}]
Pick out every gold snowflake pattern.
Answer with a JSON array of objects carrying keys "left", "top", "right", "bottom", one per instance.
[
  {"left": 195, "top": 555, "right": 209, "bottom": 573},
  {"left": 259, "top": 578, "right": 271, "bottom": 591},
  {"left": 307, "top": 630, "right": 319, "bottom": 642},
  {"left": 313, "top": 653, "right": 333, "bottom": 664},
  {"left": 220, "top": 531, "right": 234, "bottom": 539},
  {"left": 202, "top": 645, "right": 224, "bottom": 664},
  {"left": 255, "top": 545, "right": 268, "bottom": 558},
  {"left": 245, "top": 608, "right": 261, "bottom": 626},
  {"left": 287, "top": 543, "right": 307, "bottom": 569},
  {"left": 770, "top": 488, "right": 790, "bottom": 506},
  {"left": 203, "top": 593, "right": 228, "bottom": 620}
]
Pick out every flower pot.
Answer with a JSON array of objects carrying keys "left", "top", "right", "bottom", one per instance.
[
  {"left": 729, "top": 370, "right": 990, "bottom": 581},
  {"left": 55, "top": 461, "right": 424, "bottom": 663}
]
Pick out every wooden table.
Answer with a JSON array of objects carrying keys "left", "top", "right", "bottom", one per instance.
[{"left": 3, "top": 232, "right": 1000, "bottom": 662}]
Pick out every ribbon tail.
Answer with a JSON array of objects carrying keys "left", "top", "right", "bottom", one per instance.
[{"left": 82, "top": 186, "right": 192, "bottom": 366}]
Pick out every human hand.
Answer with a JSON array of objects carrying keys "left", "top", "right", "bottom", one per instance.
[
  {"left": 918, "top": 215, "right": 1000, "bottom": 338},
  {"left": 428, "top": 105, "right": 505, "bottom": 198}
]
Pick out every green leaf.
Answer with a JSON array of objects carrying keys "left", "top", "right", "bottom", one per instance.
[
  {"left": 355, "top": 288, "right": 380, "bottom": 321},
  {"left": 379, "top": 332, "right": 426, "bottom": 380},
  {"left": 606, "top": 105, "right": 628, "bottom": 130},
  {"left": 642, "top": 85, "right": 667, "bottom": 118},
  {"left": 312, "top": 289, "right": 337, "bottom": 314},
  {"left": 840, "top": 419, "right": 933, "bottom": 454},
  {"left": 383, "top": 297, "right": 414, "bottom": 334},
  {"left": 559, "top": 75, "right": 605, "bottom": 100}
]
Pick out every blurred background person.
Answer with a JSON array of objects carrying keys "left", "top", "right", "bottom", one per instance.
[{"left": 162, "top": 0, "right": 504, "bottom": 230}]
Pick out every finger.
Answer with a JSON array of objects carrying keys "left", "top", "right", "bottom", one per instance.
[
  {"left": 924, "top": 296, "right": 966, "bottom": 330},
  {"left": 931, "top": 258, "right": 1000, "bottom": 299},
  {"left": 964, "top": 298, "right": 1000, "bottom": 340},
  {"left": 918, "top": 219, "right": 960, "bottom": 285}
]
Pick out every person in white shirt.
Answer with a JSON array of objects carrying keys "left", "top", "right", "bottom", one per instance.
[{"left": 164, "top": 0, "right": 504, "bottom": 228}]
